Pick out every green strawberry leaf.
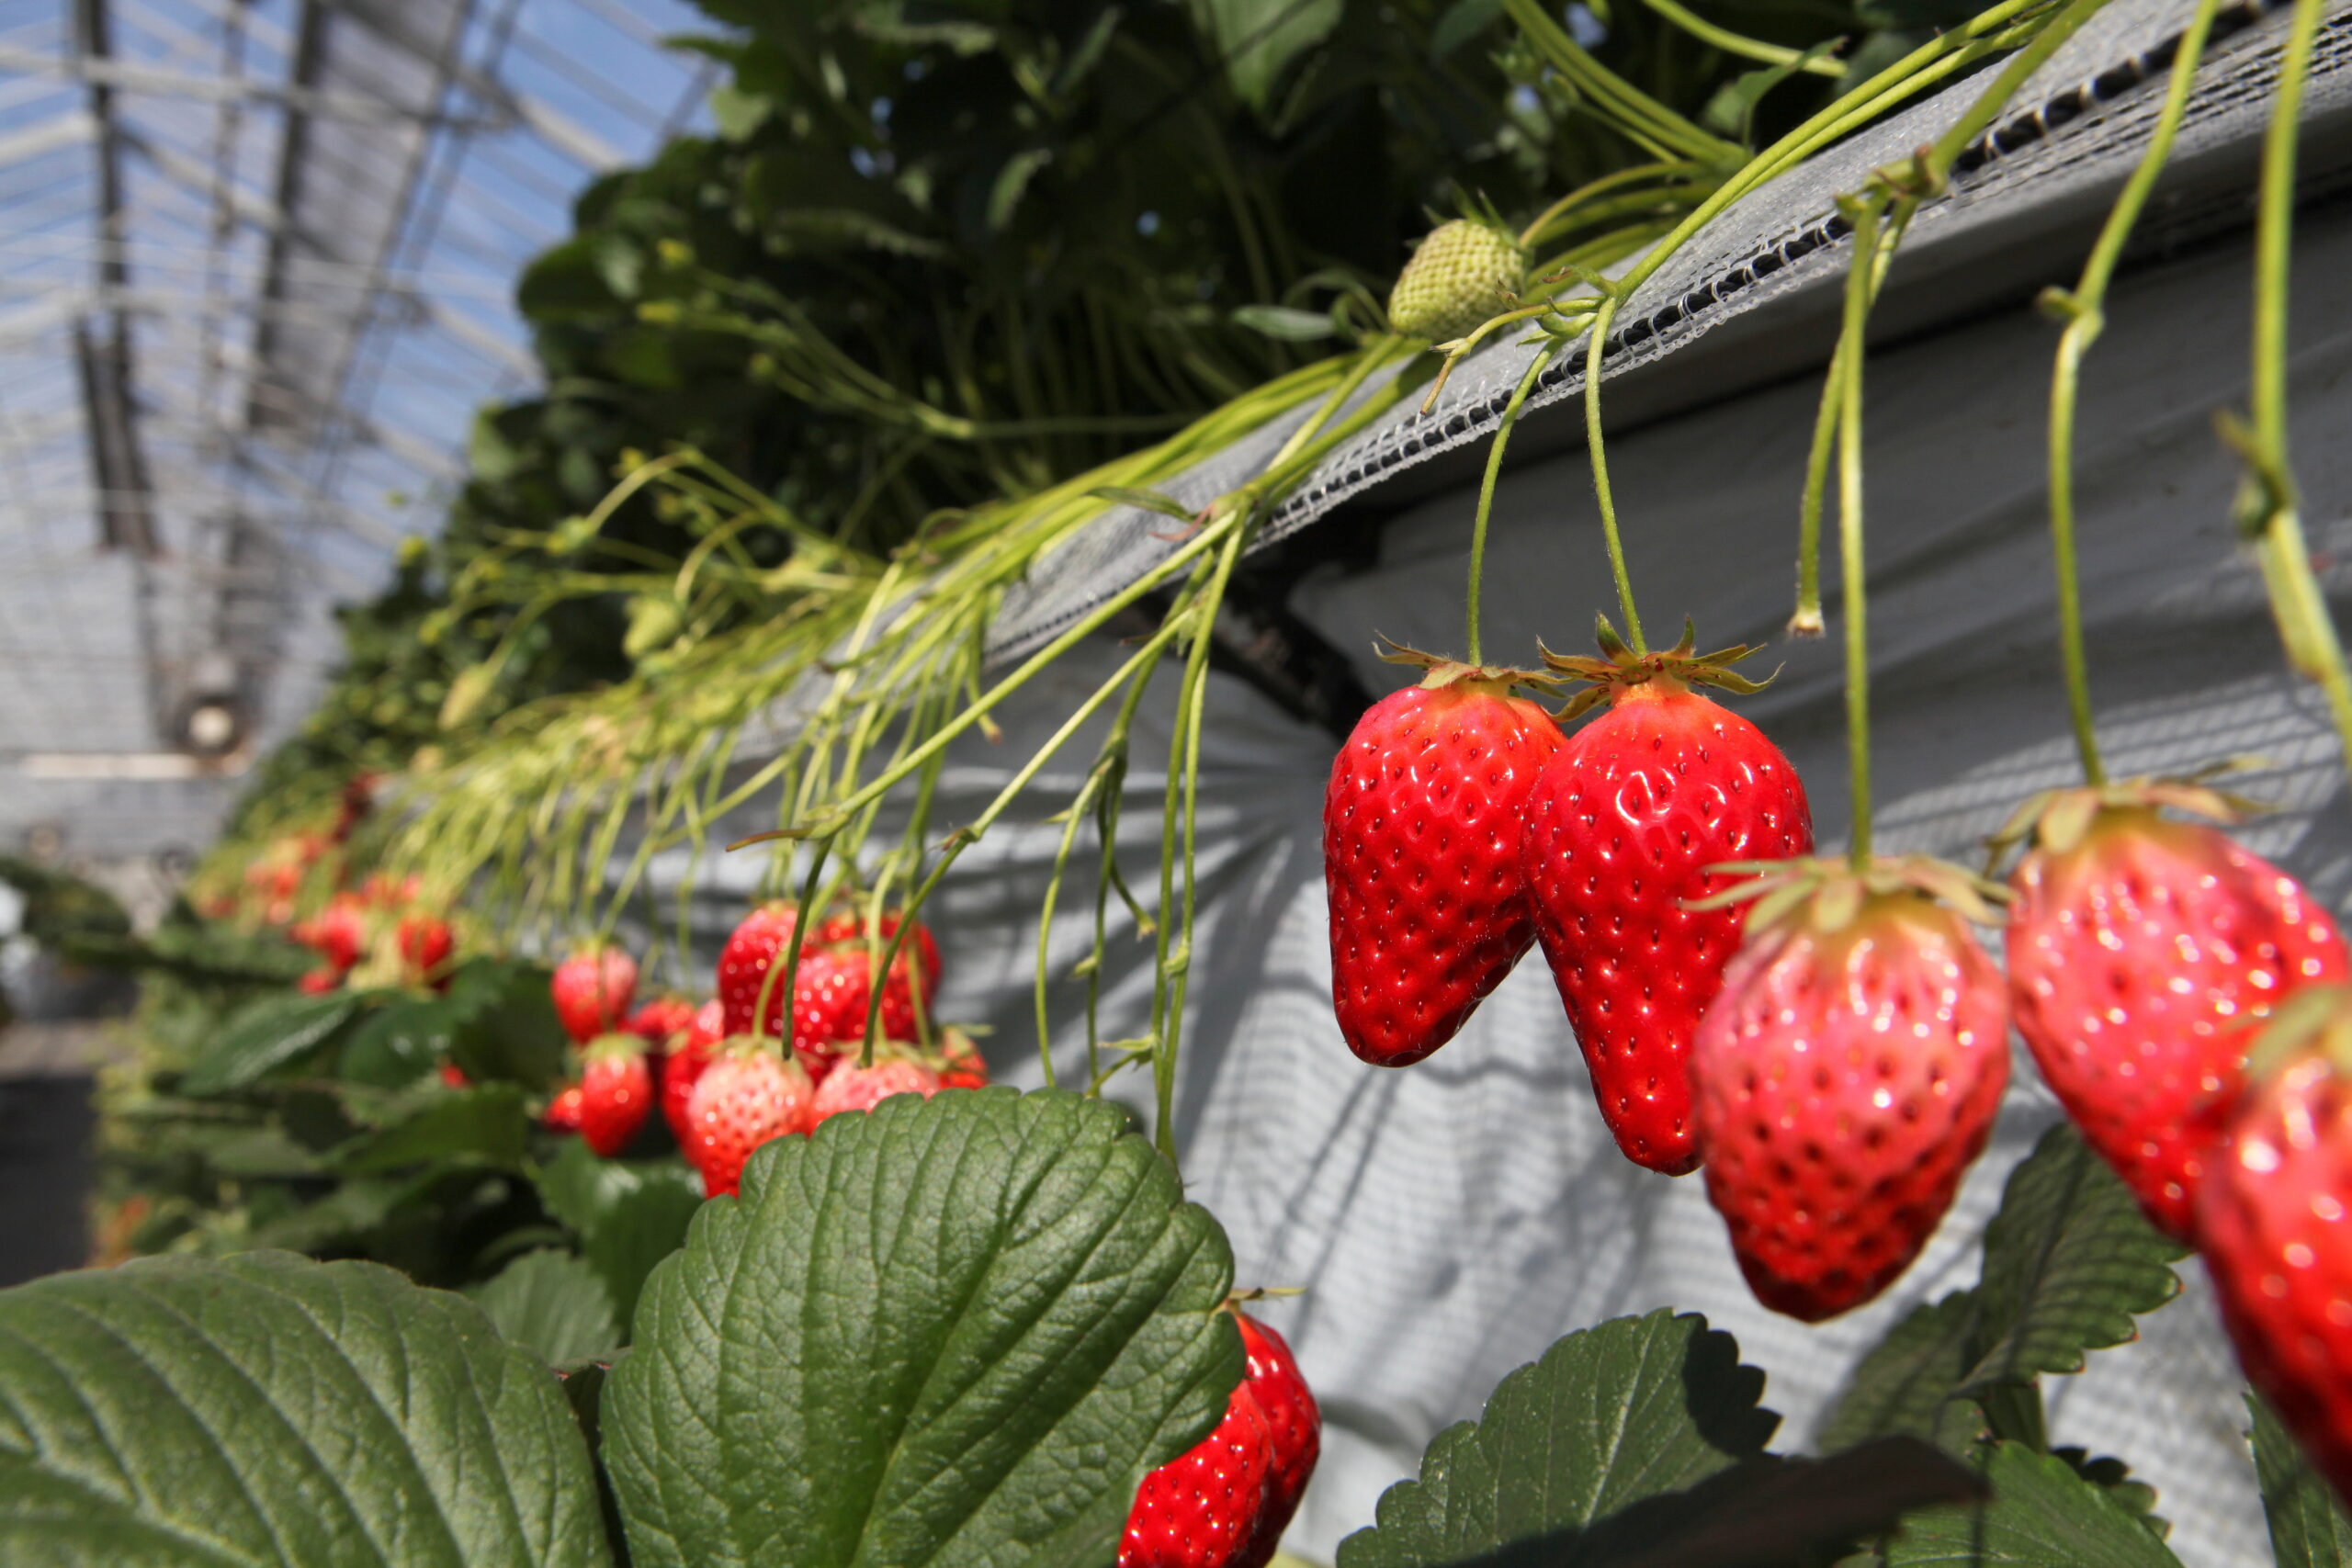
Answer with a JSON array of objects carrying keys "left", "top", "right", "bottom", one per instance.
[
  {"left": 604, "top": 1087, "right": 1238, "bottom": 1568},
  {"left": 1334, "top": 1310, "right": 1780, "bottom": 1568},
  {"left": 1962, "top": 1125, "right": 2188, "bottom": 1394},
  {"left": 1882, "top": 1441, "right": 2183, "bottom": 1567},
  {"left": 444, "top": 959, "right": 569, "bottom": 1091},
  {"left": 0, "top": 1250, "right": 613, "bottom": 1566},
  {"left": 1183, "top": 0, "right": 1342, "bottom": 114},
  {"left": 341, "top": 994, "right": 459, "bottom": 1088},
  {"left": 2052, "top": 1448, "right": 2169, "bottom": 1543},
  {"left": 1459, "top": 1438, "right": 1982, "bottom": 1568},
  {"left": 469, "top": 1249, "right": 623, "bottom": 1366},
  {"left": 334, "top": 1085, "right": 529, "bottom": 1173},
  {"left": 2252, "top": 1393, "right": 2352, "bottom": 1567},
  {"left": 179, "top": 988, "right": 360, "bottom": 1096},
  {"left": 1822, "top": 1126, "right": 2185, "bottom": 1451},
  {"left": 1819, "top": 1293, "right": 1984, "bottom": 1452},
  {"left": 582, "top": 1175, "right": 702, "bottom": 1334}
]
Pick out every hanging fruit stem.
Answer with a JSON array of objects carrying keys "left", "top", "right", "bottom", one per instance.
[
  {"left": 2235, "top": 0, "right": 2352, "bottom": 784},
  {"left": 1836, "top": 195, "right": 1883, "bottom": 868},
  {"left": 1582, "top": 299, "right": 1647, "bottom": 655},
  {"left": 1465, "top": 346, "right": 1558, "bottom": 665},
  {"left": 2043, "top": 0, "right": 2221, "bottom": 787}
]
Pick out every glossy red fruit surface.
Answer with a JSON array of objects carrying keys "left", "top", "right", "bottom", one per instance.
[
  {"left": 552, "top": 946, "right": 639, "bottom": 1044},
  {"left": 682, "top": 1044, "right": 816, "bottom": 1198},
  {"left": 1323, "top": 672, "right": 1564, "bottom": 1067},
  {"left": 579, "top": 1044, "right": 654, "bottom": 1157},
  {"left": 625, "top": 995, "right": 698, "bottom": 1048},
  {"left": 1121, "top": 1367, "right": 1275, "bottom": 1568},
  {"left": 661, "top": 999, "right": 726, "bottom": 1140},
  {"left": 544, "top": 1084, "right": 585, "bottom": 1133},
  {"left": 811, "top": 1056, "right": 939, "bottom": 1123},
  {"left": 1236, "top": 1315, "right": 1318, "bottom": 1559},
  {"left": 2009, "top": 806, "right": 2346, "bottom": 1240},
  {"left": 1523, "top": 682, "right": 1810, "bottom": 1175},
  {"left": 1693, "top": 888, "right": 2007, "bottom": 1322},
  {"left": 396, "top": 914, "right": 454, "bottom": 984},
  {"left": 1120, "top": 1310, "right": 1319, "bottom": 1568},
  {"left": 2200, "top": 1002, "right": 2352, "bottom": 1511}
]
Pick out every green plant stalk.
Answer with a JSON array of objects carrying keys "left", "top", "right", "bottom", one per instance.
[
  {"left": 1501, "top": 0, "right": 1743, "bottom": 164},
  {"left": 2238, "top": 0, "right": 2352, "bottom": 784},
  {"left": 1465, "top": 346, "right": 1559, "bottom": 665},
  {"left": 1151, "top": 523, "right": 1250, "bottom": 1162},
  {"left": 854, "top": 610, "right": 1194, "bottom": 1066},
  {"left": 1581, "top": 299, "right": 1647, "bottom": 654},
  {"left": 2043, "top": 0, "right": 2221, "bottom": 786},
  {"left": 1837, "top": 197, "right": 1882, "bottom": 867},
  {"left": 1518, "top": 160, "right": 1713, "bottom": 250},
  {"left": 1636, "top": 0, "right": 1846, "bottom": 76}
]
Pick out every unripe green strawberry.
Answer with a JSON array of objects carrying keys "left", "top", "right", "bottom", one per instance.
[
  {"left": 2199, "top": 986, "right": 2352, "bottom": 1509},
  {"left": 2005, "top": 784, "right": 2347, "bottom": 1241},
  {"left": 1387, "top": 220, "right": 1525, "bottom": 342},
  {"left": 1693, "top": 859, "right": 2010, "bottom": 1321}
]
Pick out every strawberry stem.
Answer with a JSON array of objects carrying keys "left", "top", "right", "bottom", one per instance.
[
  {"left": 1836, "top": 195, "right": 1882, "bottom": 868},
  {"left": 1466, "top": 345, "right": 1556, "bottom": 665},
  {"left": 2042, "top": 0, "right": 2219, "bottom": 790},
  {"left": 1582, "top": 298, "right": 1647, "bottom": 656},
  {"left": 2236, "top": 0, "right": 2352, "bottom": 785}
]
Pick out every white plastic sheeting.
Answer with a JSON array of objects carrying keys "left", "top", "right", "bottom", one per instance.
[{"left": 643, "top": 194, "right": 2352, "bottom": 1568}]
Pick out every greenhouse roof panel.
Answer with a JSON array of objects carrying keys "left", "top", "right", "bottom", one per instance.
[{"left": 0, "top": 0, "right": 721, "bottom": 859}]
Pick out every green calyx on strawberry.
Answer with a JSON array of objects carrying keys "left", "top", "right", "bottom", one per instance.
[
  {"left": 1689, "top": 857, "right": 2010, "bottom": 1321},
  {"left": 1120, "top": 1304, "right": 1320, "bottom": 1568},
  {"left": 2199, "top": 984, "right": 2352, "bottom": 1509},
  {"left": 1521, "top": 617, "right": 1810, "bottom": 1175},
  {"left": 1537, "top": 615, "right": 1772, "bottom": 723},
  {"left": 1387, "top": 214, "right": 1527, "bottom": 344},
  {"left": 1323, "top": 645, "right": 1566, "bottom": 1067},
  {"left": 1997, "top": 774, "right": 2347, "bottom": 1241}
]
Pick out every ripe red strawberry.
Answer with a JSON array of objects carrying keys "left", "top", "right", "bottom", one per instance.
[
  {"left": 1691, "top": 858, "right": 2009, "bottom": 1321},
  {"left": 552, "top": 945, "right": 638, "bottom": 1044},
  {"left": 1523, "top": 621, "right": 1809, "bottom": 1175},
  {"left": 297, "top": 967, "right": 341, "bottom": 995},
  {"left": 1323, "top": 657, "right": 1566, "bottom": 1066},
  {"left": 544, "top": 1084, "right": 585, "bottom": 1133},
  {"left": 626, "top": 994, "right": 698, "bottom": 1048},
  {"left": 2006, "top": 784, "right": 2347, "bottom": 1241},
  {"left": 439, "top": 1062, "right": 469, "bottom": 1089},
  {"left": 662, "top": 999, "right": 726, "bottom": 1141},
  {"left": 937, "top": 1027, "right": 989, "bottom": 1089},
  {"left": 2199, "top": 986, "right": 2352, "bottom": 1507},
  {"left": 396, "top": 913, "right": 454, "bottom": 986},
  {"left": 717, "top": 902, "right": 804, "bottom": 1036},
  {"left": 1121, "top": 1308, "right": 1319, "bottom": 1568},
  {"left": 811, "top": 1054, "right": 940, "bottom": 1124},
  {"left": 682, "top": 1042, "right": 817, "bottom": 1198},
  {"left": 298, "top": 893, "right": 368, "bottom": 972},
  {"left": 1236, "top": 1314, "right": 1318, "bottom": 1561},
  {"left": 578, "top": 1040, "right": 654, "bottom": 1157}
]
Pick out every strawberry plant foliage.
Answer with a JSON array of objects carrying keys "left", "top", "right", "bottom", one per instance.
[
  {"left": 605, "top": 1086, "right": 1241, "bottom": 1568},
  {"left": 1335, "top": 1310, "right": 1779, "bottom": 1568},
  {"left": 1881, "top": 1441, "right": 2183, "bottom": 1568},
  {"left": 468, "top": 1249, "right": 623, "bottom": 1367},
  {"left": 179, "top": 987, "right": 362, "bottom": 1095},
  {"left": 1820, "top": 1125, "right": 2187, "bottom": 1453},
  {"left": 2253, "top": 1394, "right": 2352, "bottom": 1568},
  {"left": 0, "top": 1251, "right": 613, "bottom": 1568}
]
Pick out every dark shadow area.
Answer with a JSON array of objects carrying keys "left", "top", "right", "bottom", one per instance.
[{"left": 0, "top": 1075, "right": 94, "bottom": 1285}]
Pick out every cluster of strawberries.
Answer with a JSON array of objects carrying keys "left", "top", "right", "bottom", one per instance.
[
  {"left": 533, "top": 904, "right": 987, "bottom": 1194},
  {"left": 222, "top": 774, "right": 379, "bottom": 929},
  {"left": 1325, "top": 626, "right": 2352, "bottom": 1502},
  {"left": 288, "top": 874, "right": 454, "bottom": 994}
]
